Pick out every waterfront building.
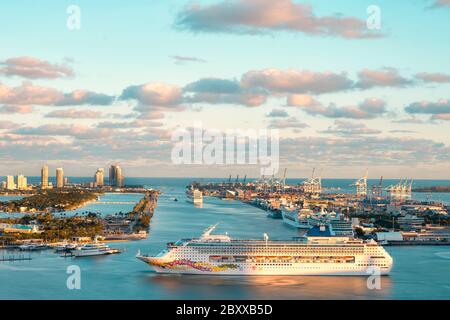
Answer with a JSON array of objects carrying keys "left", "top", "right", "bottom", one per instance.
[
  {"left": 95, "top": 168, "right": 105, "bottom": 187},
  {"left": 17, "top": 174, "right": 27, "bottom": 190},
  {"left": 397, "top": 214, "right": 425, "bottom": 231},
  {"left": 109, "top": 165, "right": 124, "bottom": 187},
  {"left": 41, "top": 165, "right": 49, "bottom": 189},
  {"left": 0, "top": 223, "right": 39, "bottom": 234},
  {"left": 56, "top": 168, "right": 64, "bottom": 188},
  {"left": 6, "top": 175, "right": 16, "bottom": 190}
]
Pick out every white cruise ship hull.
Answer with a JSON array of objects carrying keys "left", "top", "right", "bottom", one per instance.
[
  {"left": 137, "top": 256, "right": 392, "bottom": 276},
  {"left": 72, "top": 250, "right": 114, "bottom": 257},
  {"left": 137, "top": 224, "right": 393, "bottom": 276}
]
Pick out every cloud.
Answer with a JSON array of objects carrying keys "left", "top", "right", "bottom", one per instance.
[
  {"left": 320, "top": 120, "right": 381, "bottom": 135},
  {"left": 0, "top": 121, "right": 17, "bottom": 130},
  {"left": 405, "top": 99, "right": 450, "bottom": 114},
  {"left": 12, "top": 124, "right": 115, "bottom": 140},
  {"left": 431, "top": 114, "right": 450, "bottom": 120},
  {"left": 286, "top": 94, "right": 321, "bottom": 107},
  {"left": 280, "top": 136, "right": 450, "bottom": 166},
  {"left": 55, "top": 90, "right": 115, "bottom": 106},
  {"left": 97, "top": 120, "right": 164, "bottom": 129},
  {"left": 392, "top": 117, "right": 425, "bottom": 124},
  {"left": 175, "top": 0, "right": 382, "bottom": 39},
  {"left": 241, "top": 69, "right": 353, "bottom": 94},
  {"left": 45, "top": 109, "right": 103, "bottom": 119},
  {"left": 0, "top": 56, "right": 74, "bottom": 79},
  {"left": 120, "top": 82, "right": 182, "bottom": 107},
  {"left": 185, "top": 78, "right": 241, "bottom": 94},
  {"left": 431, "top": 0, "right": 450, "bottom": 8},
  {"left": 356, "top": 68, "right": 412, "bottom": 89},
  {"left": 415, "top": 72, "right": 450, "bottom": 83},
  {"left": 170, "top": 55, "right": 207, "bottom": 64},
  {"left": 184, "top": 77, "right": 268, "bottom": 107},
  {"left": 0, "top": 81, "right": 64, "bottom": 105},
  {"left": 268, "top": 117, "right": 308, "bottom": 129},
  {"left": 296, "top": 98, "right": 387, "bottom": 119},
  {"left": 0, "top": 104, "right": 34, "bottom": 114},
  {"left": 266, "top": 109, "right": 289, "bottom": 118},
  {"left": 0, "top": 82, "right": 115, "bottom": 107}
]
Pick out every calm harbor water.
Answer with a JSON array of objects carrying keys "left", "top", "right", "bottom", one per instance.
[{"left": 0, "top": 178, "right": 450, "bottom": 300}]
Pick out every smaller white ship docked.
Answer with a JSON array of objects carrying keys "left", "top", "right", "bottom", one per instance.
[
  {"left": 186, "top": 187, "right": 203, "bottom": 205},
  {"left": 281, "top": 206, "right": 315, "bottom": 229},
  {"left": 71, "top": 243, "right": 120, "bottom": 257},
  {"left": 54, "top": 242, "right": 78, "bottom": 253},
  {"left": 282, "top": 206, "right": 354, "bottom": 237}
]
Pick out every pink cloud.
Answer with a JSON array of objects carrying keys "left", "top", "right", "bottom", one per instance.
[
  {"left": 176, "top": 0, "right": 382, "bottom": 39},
  {"left": 121, "top": 82, "right": 182, "bottom": 106},
  {"left": 286, "top": 94, "right": 321, "bottom": 107},
  {"left": 293, "top": 97, "right": 387, "bottom": 119},
  {"left": 0, "top": 82, "right": 114, "bottom": 106},
  {"left": 45, "top": 109, "right": 103, "bottom": 119},
  {"left": 416, "top": 72, "right": 450, "bottom": 83},
  {"left": 0, "top": 104, "right": 34, "bottom": 114},
  {"left": 356, "top": 68, "right": 412, "bottom": 89},
  {"left": 432, "top": 114, "right": 450, "bottom": 120},
  {"left": 241, "top": 69, "right": 353, "bottom": 94},
  {"left": 0, "top": 56, "right": 74, "bottom": 79}
]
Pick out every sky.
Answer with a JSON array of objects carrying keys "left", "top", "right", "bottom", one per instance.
[{"left": 0, "top": 0, "right": 449, "bottom": 179}]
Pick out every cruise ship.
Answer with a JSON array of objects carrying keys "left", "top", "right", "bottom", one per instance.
[
  {"left": 282, "top": 207, "right": 354, "bottom": 237},
  {"left": 281, "top": 206, "right": 318, "bottom": 229},
  {"left": 136, "top": 224, "right": 393, "bottom": 276},
  {"left": 186, "top": 188, "right": 203, "bottom": 205}
]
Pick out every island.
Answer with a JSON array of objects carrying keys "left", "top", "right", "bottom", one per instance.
[
  {"left": 0, "top": 189, "right": 159, "bottom": 245},
  {"left": 0, "top": 189, "right": 101, "bottom": 213}
]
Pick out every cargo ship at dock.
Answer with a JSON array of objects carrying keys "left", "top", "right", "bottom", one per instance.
[{"left": 136, "top": 224, "right": 392, "bottom": 276}]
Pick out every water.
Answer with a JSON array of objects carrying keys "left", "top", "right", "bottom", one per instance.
[{"left": 0, "top": 178, "right": 449, "bottom": 300}]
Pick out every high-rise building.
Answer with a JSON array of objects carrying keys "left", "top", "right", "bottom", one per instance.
[
  {"left": 17, "top": 175, "right": 27, "bottom": 190},
  {"left": 6, "top": 175, "right": 16, "bottom": 190},
  {"left": 95, "top": 168, "right": 105, "bottom": 187},
  {"left": 41, "top": 165, "right": 49, "bottom": 189},
  {"left": 56, "top": 168, "right": 64, "bottom": 188},
  {"left": 109, "top": 165, "right": 124, "bottom": 188}
]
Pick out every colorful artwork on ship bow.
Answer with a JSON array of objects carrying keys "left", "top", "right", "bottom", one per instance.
[{"left": 151, "top": 259, "right": 239, "bottom": 272}]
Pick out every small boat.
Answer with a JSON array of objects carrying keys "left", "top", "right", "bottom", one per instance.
[
  {"left": 54, "top": 242, "right": 78, "bottom": 253},
  {"left": 19, "top": 243, "right": 48, "bottom": 251},
  {"left": 71, "top": 243, "right": 120, "bottom": 257}
]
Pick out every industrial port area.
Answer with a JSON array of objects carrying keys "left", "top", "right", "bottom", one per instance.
[{"left": 189, "top": 170, "right": 450, "bottom": 246}]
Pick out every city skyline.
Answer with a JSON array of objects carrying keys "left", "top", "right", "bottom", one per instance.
[{"left": 0, "top": 0, "right": 450, "bottom": 179}]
